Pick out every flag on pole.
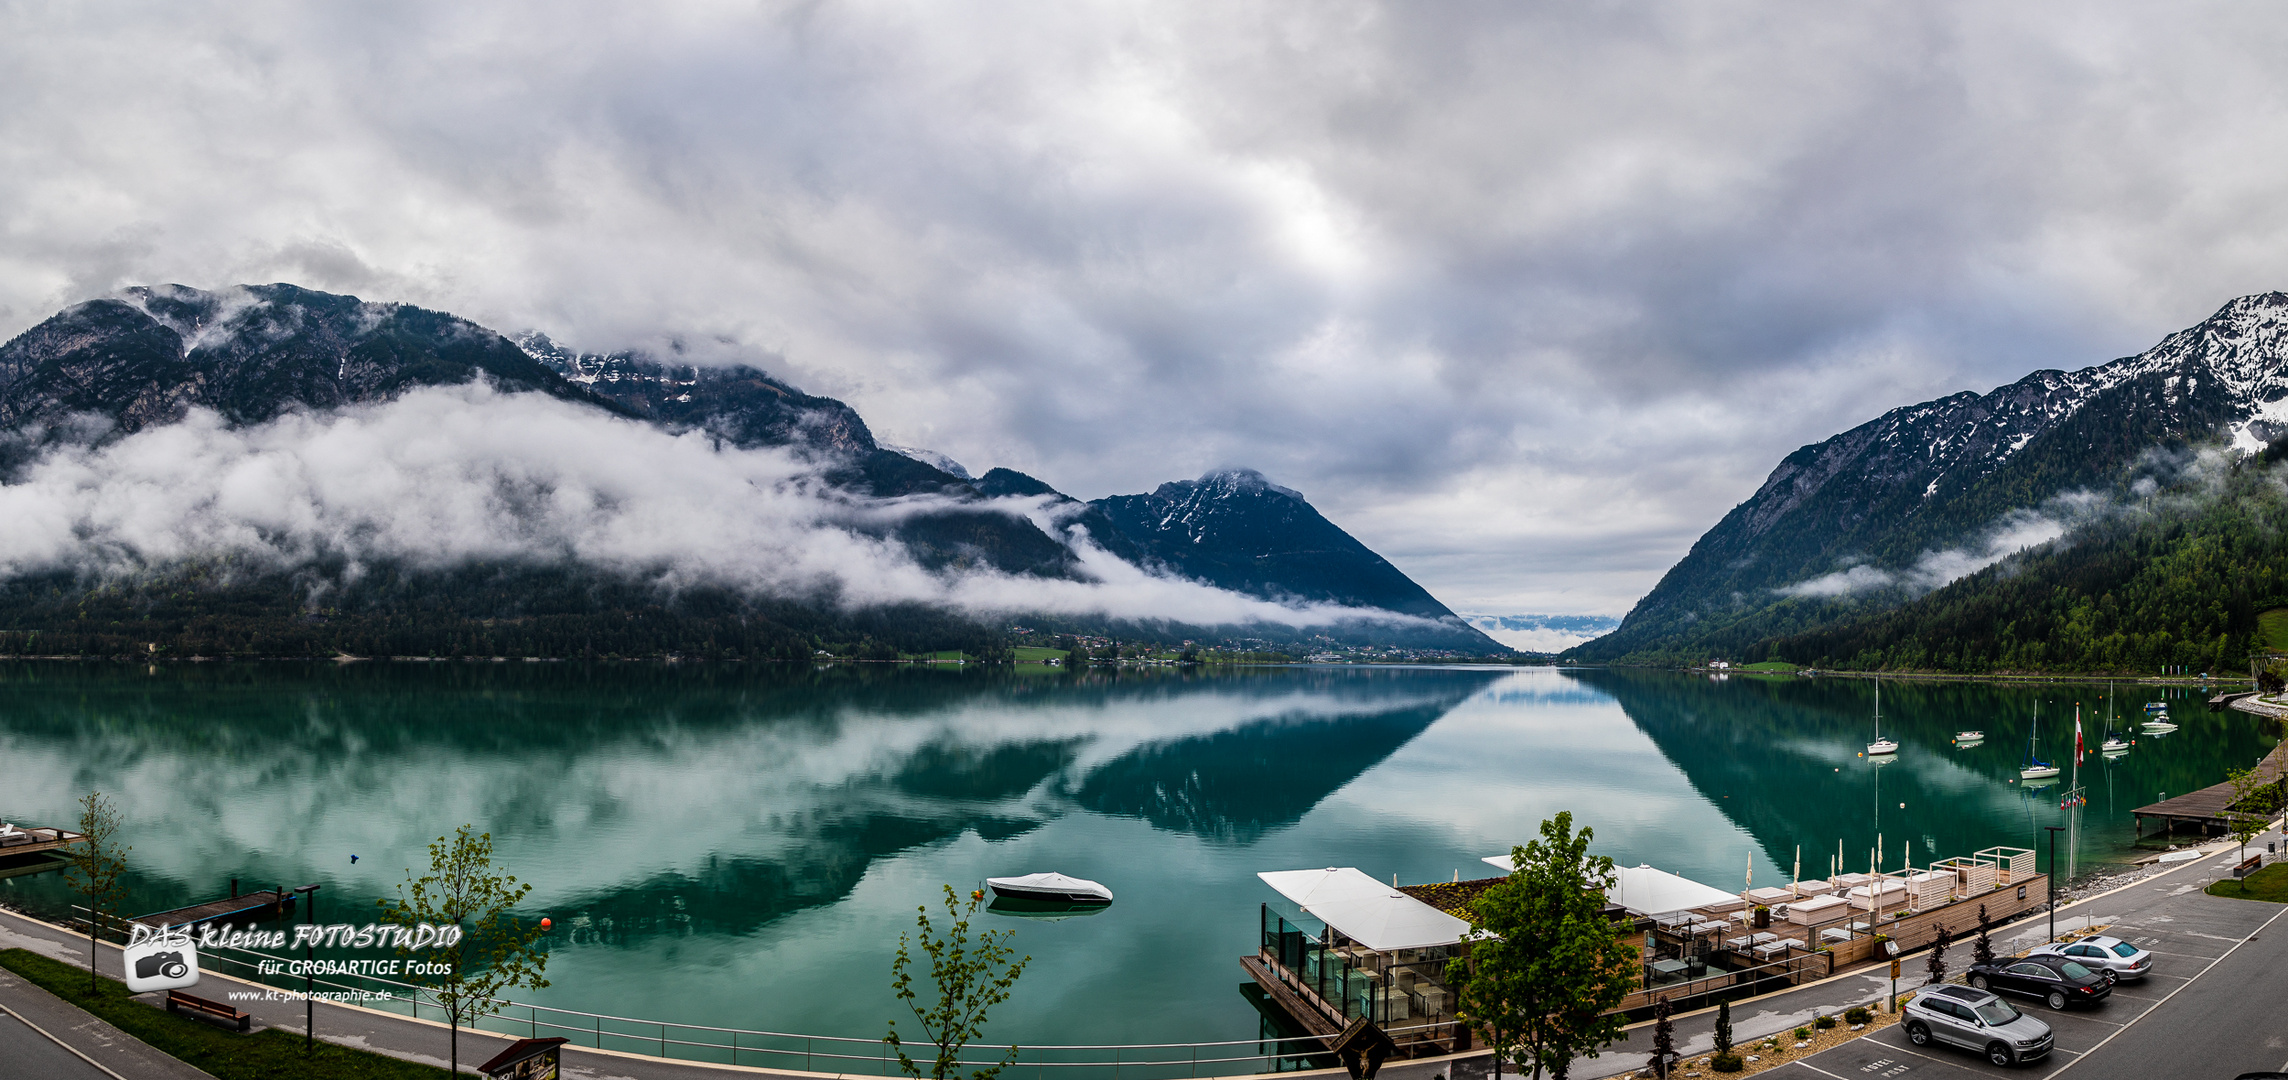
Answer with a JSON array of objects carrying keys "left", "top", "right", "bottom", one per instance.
[{"left": 2075, "top": 706, "right": 2085, "bottom": 765}]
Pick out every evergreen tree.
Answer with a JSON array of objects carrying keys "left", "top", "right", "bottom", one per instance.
[
  {"left": 1650, "top": 996, "right": 1675, "bottom": 1079},
  {"left": 1973, "top": 905, "right": 1995, "bottom": 967}
]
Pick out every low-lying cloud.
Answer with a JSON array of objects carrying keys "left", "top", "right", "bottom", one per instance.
[
  {"left": 1779, "top": 509, "right": 2072, "bottom": 599},
  {"left": 0, "top": 384, "right": 1429, "bottom": 630}
]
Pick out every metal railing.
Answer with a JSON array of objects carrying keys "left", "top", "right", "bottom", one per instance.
[{"left": 65, "top": 908, "right": 1446, "bottom": 1077}]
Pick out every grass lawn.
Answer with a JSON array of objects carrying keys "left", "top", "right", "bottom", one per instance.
[
  {"left": 0, "top": 948, "right": 450, "bottom": 1079},
  {"left": 2206, "top": 860, "right": 2288, "bottom": 902},
  {"left": 1736, "top": 660, "right": 1799, "bottom": 673},
  {"left": 2259, "top": 608, "right": 2288, "bottom": 654},
  {"left": 1012, "top": 647, "right": 1064, "bottom": 663}
]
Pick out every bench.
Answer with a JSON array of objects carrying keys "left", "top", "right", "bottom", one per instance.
[
  {"left": 166, "top": 990, "right": 251, "bottom": 1032},
  {"left": 2235, "top": 855, "right": 2264, "bottom": 879}
]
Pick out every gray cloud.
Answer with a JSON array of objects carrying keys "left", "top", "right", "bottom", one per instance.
[{"left": 5, "top": 1, "right": 2288, "bottom": 615}]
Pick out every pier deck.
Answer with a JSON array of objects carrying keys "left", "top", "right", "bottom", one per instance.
[
  {"left": 2131, "top": 742, "right": 2288, "bottom": 837},
  {"left": 0, "top": 824, "right": 84, "bottom": 857},
  {"left": 130, "top": 889, "right": 296, "bottom": 932}
]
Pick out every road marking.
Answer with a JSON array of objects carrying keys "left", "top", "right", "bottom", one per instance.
[
  {"left": 2042, "top": 903, "right": 2288, "bottom": 1080},
  {"left": 1797, "top": 1061, "right": 1856, "bottom": 1080}
]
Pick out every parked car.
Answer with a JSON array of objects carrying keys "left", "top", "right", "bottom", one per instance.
[
  {"left": 1967, "top": 954, "right": 2113, "bottom": 1010},
  {"left": 2029, "top": 935, "right": 2153, "bottom": 981},
  {"left": 1903, "top": 984, "right": 2055, "bottom": 1067}
]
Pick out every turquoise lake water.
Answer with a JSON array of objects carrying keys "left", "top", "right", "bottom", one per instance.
[{"left": 0, "top": 663, "right": 2269, "bottom": 1050}]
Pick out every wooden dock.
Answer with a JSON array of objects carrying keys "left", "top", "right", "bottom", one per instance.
[
  {"left": 2132, "top": 742, "right": 2288, "bottom": 837},
  {"left": 0, "top": 824, "right": 84, "bottom": 857},
  {"left": 130, "top": 888, "right": 296, "bottom": 932}
]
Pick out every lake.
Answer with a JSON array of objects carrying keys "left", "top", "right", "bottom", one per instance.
[{"left": 0, "top": 662, "right": 2271, "bottom": 1051}]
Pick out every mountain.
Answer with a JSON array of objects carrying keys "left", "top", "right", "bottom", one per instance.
[
  {"left": 1092, "top": 469, "right": 1467, "bottom": 619},
  {"left": 1573, "top": 291, "right": 2288, "bottom": 666},
  {"left": 0, "top": 284, "right": 1502, "bottom": 657}
]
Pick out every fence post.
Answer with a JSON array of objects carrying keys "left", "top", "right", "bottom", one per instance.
[{"left": 596, "top": 1015, "right": 601, "bottom": 1050}]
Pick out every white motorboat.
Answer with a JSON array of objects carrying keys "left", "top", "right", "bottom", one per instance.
[
  {"left": 2141, "top": 719, "right": 2178, "bottom": 732},
  {"left": 1867, "top": 681, "right": 1898, "bottom": 756},
  {"left": 2101, "top": 736, "right": 2131, "bottom": 754},
  {"left": 986, "top": 872, "right": 1114, "bottom": 904},
  {"left": 2143, "top": 701, "right": 2167, "bottom": 713},
  {"left": 1955, "top": 730, "right": 1984, "bottom": 744}
]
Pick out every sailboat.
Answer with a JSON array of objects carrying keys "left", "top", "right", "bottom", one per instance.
[
  {"left": 2021, "top": 700, "right": 2060, "bottom": 780},
  {"left": 1867, "top": 680, "right": 1899, "bottom": 757},
  {"left": 2101, "top": 684, "right": 2130, "bottom": 755}
]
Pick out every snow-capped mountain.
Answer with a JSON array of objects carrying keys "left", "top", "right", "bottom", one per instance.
[
  {"left": 0, "top": 283, "right": 1504, "bottom": 653},
  {"left": 1576, "top": 291, "right": 2288, "bottom": 661},
  {"left": 1092, "top": 468, "right": 1473, "bottom": 622}
]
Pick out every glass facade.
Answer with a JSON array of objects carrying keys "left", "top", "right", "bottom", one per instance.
[{"left": 1258, "top": 904, "right": 1457, "bottom": 1028}]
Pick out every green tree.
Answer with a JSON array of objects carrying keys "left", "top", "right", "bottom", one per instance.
[
  {"left": 1713, "top": 999, "right": 1732, "bottom": 1059},
  {"left": 1925, "top": 924, "right": 1952, "bottom": 986},
  {"left": 887, "top": 886, "right": 1031, "bottom": 1080},
  {"left": 1973, "top": 904, "right": 1995, "bottom": 967},
  {"left": 1649, "top": 996, "right": 1675, "bottom": 1079},
  {"left": 1444, "top": 811, "right": 1635, "bottom": 1080},
  {"left": 2225, "top": 765, "right": 2273, "bottom": 863},
  {"left": 61, "top": 791, "right": 129, "bottom": 993},
  {"left": 376, "top": 825, "right": 550, "bottom": 1076}
]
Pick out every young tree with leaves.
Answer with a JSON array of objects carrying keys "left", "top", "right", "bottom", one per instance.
[
  {"left": 1713, "top": 999, "right": 1733, "bottom": 1059},
  {"left": 1444, "top": 812, "right": 1635, "bottom": 1080},
  {"left": 1973, "top": 905, "right": 1995, "bottom": 967},
  {"left": 1649, "top": 996, "right": 1675, "bottom": 1079},
  {"left": 61, "top": 792, "right": 129, "bottom": 993},
  {"left": 888, "top": 886, "right": 1031, "bottom": 1080},
  {"left": 2226, "top": 765, "right": 2272, "bottom": 863},
  {"left": 377, "top": 825, "right": 550, "bottom": 1077},
  {"left": 1925, "top": 924, "right": 1952, "bottom": 987}
]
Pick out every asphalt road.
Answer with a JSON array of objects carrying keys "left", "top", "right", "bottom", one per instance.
[{"left": 1756, "top": 881, "right": 2288, "bottom": 1080}]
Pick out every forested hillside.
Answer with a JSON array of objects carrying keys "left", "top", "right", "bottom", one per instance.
[{"left": 1746, "top": 448, "right": 2288, "bottom": 674}]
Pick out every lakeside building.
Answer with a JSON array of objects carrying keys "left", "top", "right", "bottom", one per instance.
[{"left": 1247, "top": 847, "right": 2049, "bottom": 1059}]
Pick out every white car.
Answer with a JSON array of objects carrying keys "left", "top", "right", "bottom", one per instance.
[{"left": 2029, "top": 935, "right": 2153, "bottom": 981}]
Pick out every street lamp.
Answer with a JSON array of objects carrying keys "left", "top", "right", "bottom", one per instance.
[
  {"left": 293, "top": 884, "right": 322, "bottom": 1051},
  {"left": 2043, "top": 826, "right": 2065, "bottom": 943}
]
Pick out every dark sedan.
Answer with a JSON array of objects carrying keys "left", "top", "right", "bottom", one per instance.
[{"left": 1967, "top": 954, "right": 2113, "bottom": 1010}]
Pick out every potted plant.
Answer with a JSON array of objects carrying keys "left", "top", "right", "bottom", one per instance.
[{"left": 1753, "top": 905, "right": 1771, "bottom": 929}]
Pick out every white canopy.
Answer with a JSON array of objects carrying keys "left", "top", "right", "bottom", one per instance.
[
  {"left": 1258, "top": 867, "right": 1471, "bottom": 951},
  {"left": 1481, "top": 857, "right": 1740, "bottom": 917}
]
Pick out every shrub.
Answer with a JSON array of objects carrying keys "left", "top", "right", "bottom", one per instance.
[
  {"left": 1813, "top": 1014, "right": 1836, "bottom": 1030},
  {"left": 1711, "top": 1053, "right": 1744, "bottom": 1073},
  {"left": 1844, "top": 1006, "right": 1872, "bottom": 1025},
  {"left": 1793, "top": 1026, "right": 1812, "bottom": 1040}
]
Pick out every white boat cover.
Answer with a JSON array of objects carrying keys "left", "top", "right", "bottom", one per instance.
[
  {"left": 988, "top": 872, "right": 1113, "bottom": 901},
  {"left": 1481, "top": 857, "right": 1740, "bottom": 918},
  {"left": 1257, "top": 867, "right": 1469, "bottom": 951}
]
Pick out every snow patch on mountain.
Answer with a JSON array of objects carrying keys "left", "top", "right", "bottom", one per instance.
[{"left": 883, "top": 446, "right": 971, "bottom": 479}]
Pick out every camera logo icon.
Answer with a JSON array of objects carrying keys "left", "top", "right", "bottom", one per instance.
[{"left": 123, "top": 930, "right": 201, "bottom": 993}]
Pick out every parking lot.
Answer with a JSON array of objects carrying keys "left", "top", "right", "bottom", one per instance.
[{"left": 1760, "top": 895, "right": 2287, "bottom": 1080}]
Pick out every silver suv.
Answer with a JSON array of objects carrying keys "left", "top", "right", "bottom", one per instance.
[
  {"left": 1903, "top": 984, "right": 2055, "bottom": 1067},
  {"left": 2029, "top": 935, "right": 2153, "bottom": 981}
]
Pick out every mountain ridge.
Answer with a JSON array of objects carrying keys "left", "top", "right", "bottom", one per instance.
[
  {"left": 1574, "top": 290, "right": 2288, "bottom": 665},
  {"left": 0, "top": 283, "right": 1504, "bottom": 656}
]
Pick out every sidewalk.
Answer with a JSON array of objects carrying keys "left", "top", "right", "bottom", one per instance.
[{"left": 0, "top": 962, "right": 217, "bottom": 1080}]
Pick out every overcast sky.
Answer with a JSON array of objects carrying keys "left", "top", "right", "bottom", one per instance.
[{"left": 5, "top": 1, "right": 2287, "bottom": 618}]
